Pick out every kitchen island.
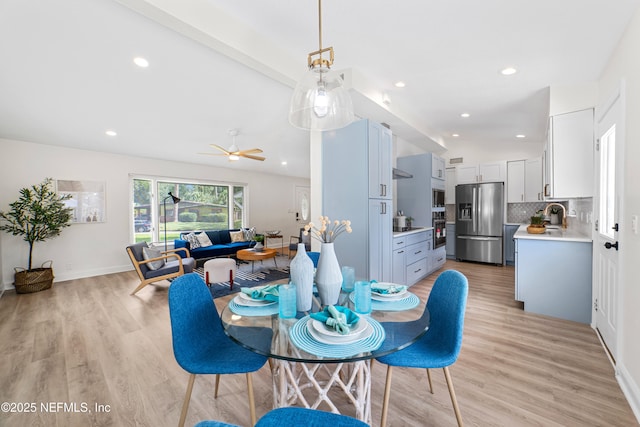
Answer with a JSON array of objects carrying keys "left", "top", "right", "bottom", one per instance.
[{"left": 514, "top": 224, "right": 592, "bottom": 323}]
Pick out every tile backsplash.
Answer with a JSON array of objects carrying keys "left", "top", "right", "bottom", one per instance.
[{"left": 507, "top": 198, "right": 593, "bottom": 236}]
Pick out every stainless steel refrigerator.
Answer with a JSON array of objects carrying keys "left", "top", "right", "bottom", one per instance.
[{"left": 455, "top": 182, "right": 504, "bottom": 264}]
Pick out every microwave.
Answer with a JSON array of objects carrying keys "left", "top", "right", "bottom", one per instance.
[{"left": 433, "top": 188, "right": 445, "bottom": 208}]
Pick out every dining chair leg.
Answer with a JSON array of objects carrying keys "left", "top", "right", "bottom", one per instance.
[
  {"left": 443, "top": 367, "right": 463, "bottom": 427},
  {"left": 380, "top": 365, "right": 394, "bottom": 427},
  {"left": 246, "top": 373, "right": 257, "bottom": 426},
  {"left": 214, "top": 374, "right": 221, "bottom": 398},
  {"left": 178, "top": 373, "right": 196, "bottom": 427},
  {"left": 426, "top": 368, "right": 434, "bottom": 394}
]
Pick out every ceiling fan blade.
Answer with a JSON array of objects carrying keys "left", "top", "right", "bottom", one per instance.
[
  {"left": 209, "top": 144, "right": 231, "bottom": 154},
  {"left": 238, "top": 148, "right": 263, "bottom": 155},
  {"left": 198, "top": 152, "right": 227, "bottom": 156},
  {"left": 241, "top": 153, "right": 266, "bottom": 161}
]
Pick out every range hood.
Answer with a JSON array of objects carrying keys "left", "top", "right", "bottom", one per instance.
[{"left": 392, "top": 167, "right": 413, "bottom": 179}]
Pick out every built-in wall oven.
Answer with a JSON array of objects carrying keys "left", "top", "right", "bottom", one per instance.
[{"left": 433, "top": 211, "right": 446, "bottom": 248}]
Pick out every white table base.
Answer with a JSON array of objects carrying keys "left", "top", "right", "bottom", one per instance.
[{"left": 272, "top": 358, "right": 371, "bottom": 423}]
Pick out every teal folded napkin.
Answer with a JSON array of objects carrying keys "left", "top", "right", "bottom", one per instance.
[
  {"left": 241, "top": 284, "right": 279, "bottom": 302},
  {"left": 310, "top": 305, "right": 359, "bottom": 335},
  {"left": 371, "top": 284, "right": 407, "bottom": 295}
]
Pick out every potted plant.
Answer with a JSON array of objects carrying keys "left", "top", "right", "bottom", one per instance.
[
  {"left": 549, "top": 206, "right": 560, "bottom": 225},
  {"left": 0, "top": 178, "right": 73, "bottom": 293},
  {"left": 527, "top": 211, "right": 546, "bottom": 234},
  {"left": 253, "top": 234, "right": 265, "bottom": 251}
]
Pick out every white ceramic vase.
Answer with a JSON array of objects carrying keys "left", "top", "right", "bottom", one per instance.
[
  {"left": 315, "top": 242, "right": 343, "bottom": 306},
  {"left": 290, "top": 243, "right": 314, "bottom": 312}
]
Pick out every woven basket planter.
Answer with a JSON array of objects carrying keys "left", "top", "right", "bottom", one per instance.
[{"left": 14, "top": 261, "right": 54, "bottom": 294}]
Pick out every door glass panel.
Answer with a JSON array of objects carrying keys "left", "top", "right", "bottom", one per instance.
[{"left": 599, "top": 125, "right": 616, "bottom": 240}]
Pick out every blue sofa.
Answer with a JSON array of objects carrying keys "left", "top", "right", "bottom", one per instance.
[{"left": 174, "top": 229, "right": 256, "bottom": 261}]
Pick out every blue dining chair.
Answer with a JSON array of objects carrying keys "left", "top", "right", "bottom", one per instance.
[
  {"left": 307, "top": 251, "right": 320, "bottom": 267},
  {"left": 168, "top": 273, "right": 270, "bottom": 427},
  {"left": 195, "top": 407, "right": 368, "bottom": 427},
  {"left": 375, "top": 269, "right": 469, "bottom": 427}
]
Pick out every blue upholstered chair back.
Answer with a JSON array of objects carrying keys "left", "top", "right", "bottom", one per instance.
[
  {"left": 424, "top": 269, "right": 468, "bottom": 363},
  {"left": 307, "top": 251, "right": 320, "bottom": 267}
]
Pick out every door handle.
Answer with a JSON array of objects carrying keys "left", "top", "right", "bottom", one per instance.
[{"left": 604, "top": 241, "right": 619, "bottom": 251}]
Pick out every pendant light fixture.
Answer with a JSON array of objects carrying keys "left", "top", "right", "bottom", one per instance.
[{"left": 288, "top": 0, "right": 354, "bottom": 131}]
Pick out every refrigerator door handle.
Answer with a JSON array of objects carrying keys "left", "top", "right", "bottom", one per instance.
[
  {"left": 458, "top": 236, "right": 502, "bottom": 241},
  {"left": 472, "top": 186, "right": 477, "bottom": 233}
]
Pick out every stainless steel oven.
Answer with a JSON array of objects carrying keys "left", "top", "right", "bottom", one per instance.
[{"left": 433, "top": 211, "right": 446, "bottom": 248}]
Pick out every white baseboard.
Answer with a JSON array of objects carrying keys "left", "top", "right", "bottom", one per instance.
[{"left": 618, "top": 363, "right": 640, "bottom": 423}]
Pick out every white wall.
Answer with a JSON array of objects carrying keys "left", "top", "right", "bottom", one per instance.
[
  {"left": 0, "top": 138, "right": 309, "bottom": 289},
  {"left": 598, "top": 6, "right": 640, "bottom": 420},
  {"left": 441, "top": 138, "right": 545, "bottom": 166}
]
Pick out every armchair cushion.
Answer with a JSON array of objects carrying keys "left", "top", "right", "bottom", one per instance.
[{"left": 142, "top": 246, "right": 165, "bottom": 270}]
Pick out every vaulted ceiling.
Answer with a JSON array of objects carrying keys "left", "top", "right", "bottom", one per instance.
[{"left": 1, "top": 0, "right": 638, "bottom": 178}]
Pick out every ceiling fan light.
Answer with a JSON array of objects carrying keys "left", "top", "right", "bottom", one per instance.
[
  {"left": 228, "top": 154, "right": 240, "bottom": 161},
  {"left": 289, "top": 67, "right": 354, "bottom": 131}
]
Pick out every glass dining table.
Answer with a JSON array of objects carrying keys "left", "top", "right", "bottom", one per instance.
[{"left": 219, "top": 281, "right": 429, "bottom": 424}]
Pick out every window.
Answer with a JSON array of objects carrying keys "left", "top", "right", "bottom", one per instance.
[
  {"left": 131, "top": 176, "right": 247, "bottom": 244},
  {"left": 598, "top": 125, "right": 616, "bottom": 240}
]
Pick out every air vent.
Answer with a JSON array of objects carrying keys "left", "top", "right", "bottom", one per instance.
[
  {"left": 380, "top": 122, "right": 391, "bottom": 129},
  {"left": 449, "top": 157, "right": 463, "bottom": 164}
]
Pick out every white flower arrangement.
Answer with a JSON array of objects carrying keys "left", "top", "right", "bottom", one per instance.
[{"left": 303, "top": 216, "right": 352, "bottom": 243}]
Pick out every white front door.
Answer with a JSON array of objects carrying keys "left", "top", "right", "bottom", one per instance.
[{"left": 593, "top": 89, "right": 623, "bottom": 361}]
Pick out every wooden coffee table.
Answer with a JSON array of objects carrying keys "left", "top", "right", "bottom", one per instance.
[{"left": 236, "top": 248, "right": 278, "bottom": 272}]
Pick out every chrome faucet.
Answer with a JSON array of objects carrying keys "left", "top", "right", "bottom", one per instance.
[{"left": 543, "top": 203, "right": 567, "bottom": 228}]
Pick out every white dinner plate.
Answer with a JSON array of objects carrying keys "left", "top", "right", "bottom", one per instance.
[
  {"left": 234, "top": 293, "right": 276, "bottom": 307},
  {"left": 311, "top": 317, "right": 368, "bottom": 339},
  {"left": 307, "top": 318, "right": 373, "bottom": 345},
  {"left": 371, "top": 282, "right": 408, "bottom": 299}
]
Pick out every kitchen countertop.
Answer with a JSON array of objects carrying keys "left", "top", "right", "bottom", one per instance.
[
  {"left": 393, "top": 226, "right": 433, "bottom": 237},
  {"left": 513, "top": 224, "right": 592, "bottom": 243}
]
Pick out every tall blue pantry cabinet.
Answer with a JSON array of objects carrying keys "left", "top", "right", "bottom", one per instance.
[{"left": 321, "top": 119, "right": 393, "bottom": 282}]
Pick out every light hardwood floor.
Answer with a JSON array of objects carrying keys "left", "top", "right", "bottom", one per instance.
[{"left": 0, "top": 260, "right": 637, "bottom": 427}]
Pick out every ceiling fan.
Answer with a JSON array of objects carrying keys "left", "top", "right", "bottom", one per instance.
[{"left": 200, "top": 129, "right": 265, "bottom": 161}]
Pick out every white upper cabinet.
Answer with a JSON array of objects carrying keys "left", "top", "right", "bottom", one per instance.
[
  {"left": 545, "top": 108, "right": 594, "bottom": 199},
  {"left": 507, "top": 158, "right": 543, "bottom": 203},
  {"left": 455, "top": 161, "right": 506, "bottom": 184},
  {"left": 431, "top": 154, "right": 446, "bottom": 180},
  {"left": 445, "top": 167, "right": 456, "bottom": 204},
  {"left": 507, "top": 160, "right": 525, "bottom": 203},
  {"left": 524, "top": 157, "right": 543, "bottom": 202}
]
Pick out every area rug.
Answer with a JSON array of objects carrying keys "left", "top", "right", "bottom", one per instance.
[{"left": 195, "top": 265, "right": 290, "bottom": 299}]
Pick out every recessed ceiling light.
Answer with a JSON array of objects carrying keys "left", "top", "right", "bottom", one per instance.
[
  {"left": 452, "top": 134, "right": 460, "bottom": 137},
  {"left": 133, "top": 57, "right": 149, "bottom": 68},
  {"left": 516, "top": 134, "right": 526, "bottom": 138},
  {"left": 501, "top": 67, "right": 517, "bottom": 75},
  {"left": 460, "top": 113, "right": 470, "bottom": 118},
  {"left": 394, "top": 81, "right": 406, "bottom": 88},
  {"left": 281, "top": 161, "right": 288, "bottom": 166},
  {"left": 105, "top": 130, "right": 117, "bottom": 137}
]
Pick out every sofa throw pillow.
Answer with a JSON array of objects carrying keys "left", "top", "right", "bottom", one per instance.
[
  {"left": 243, "top": 227, "right": 256, "bottom": 242},
  {"left": 230, "top": 230, "right": 246, "bottom": 243},
  {"left": 184, "top": 232, "right": 202, "bottom": 249},
  {"left": 196, "top": 232, "right": 213, "bottom": 247},
  {"left": 142, "top": 246, "right": 165, "bottom": 270}
]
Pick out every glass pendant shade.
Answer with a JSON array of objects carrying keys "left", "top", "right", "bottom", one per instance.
[{"left": 289, "top": 66, "right": 355, "bottom": 131}]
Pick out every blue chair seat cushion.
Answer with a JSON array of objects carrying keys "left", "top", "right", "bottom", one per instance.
[{"left": 255, "top": 407, "right": 368, "bottom": 427}]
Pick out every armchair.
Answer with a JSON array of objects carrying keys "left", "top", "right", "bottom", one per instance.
[
  {"left": 126, "top": 242, "right": 196, "bottom": 295},
  {"left": 288, "top": 227, "right": 311, "bottom": 259}
]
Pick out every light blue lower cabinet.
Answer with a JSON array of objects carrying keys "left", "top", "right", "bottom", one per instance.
[
  {"left": 515, "top": 238, "right": 592, "bottom": 323},
  {"left": 392, "top": 248, "right": 406, "bottom": 285}
]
